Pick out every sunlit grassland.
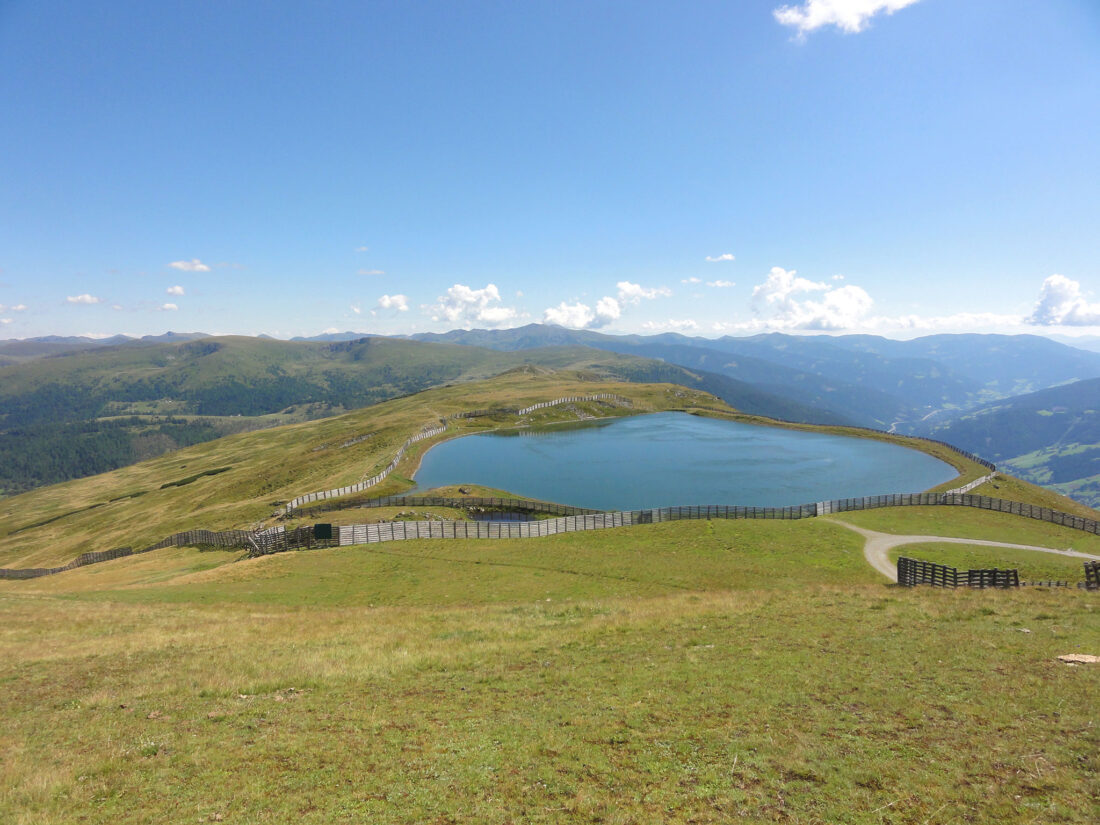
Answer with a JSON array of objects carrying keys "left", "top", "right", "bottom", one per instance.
[
  {"left": 6, "top": 519, "right": 872, "bottom": 605},
  {"left": 1, "top": 520, "right": 1096, "bottom": 824},
  {"left": 4, "top": 369, "right": 1100, "bottom": 824}
]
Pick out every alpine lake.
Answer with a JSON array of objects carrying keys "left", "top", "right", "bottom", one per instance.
[{"left": 412, "top": 411, "right": 958, "bottom": 511}]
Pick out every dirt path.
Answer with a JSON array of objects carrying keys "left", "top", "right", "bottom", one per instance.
[{"left": 830, "top": 520, "right": 1100, "bottom": 582}]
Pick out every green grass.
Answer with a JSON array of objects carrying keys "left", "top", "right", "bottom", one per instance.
[
  {"left": 1, "top": 569, "right": 1097, "bottom": 824},
  {"left": 3, "top": 378, "right": 1100, "bottom": 823},
  {"left": 45, "top": 519, "right": 874, "bottom": 607},
  {"left": 973, "top": 472, "right": 1100, "bottom": 520},
  {"left": 832, "top": 506, "right": 1100, "bottom": 556}
]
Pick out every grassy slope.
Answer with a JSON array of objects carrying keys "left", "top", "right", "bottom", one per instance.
[
  {"left": 1, "top": 518, "right": 1097, "bottom": 824},
  {"left": 2, "top": 378, "right": 1100, "bottom": 823},
  {"left": 972, "top": 472, "right": 1100, "bottom": 520}
]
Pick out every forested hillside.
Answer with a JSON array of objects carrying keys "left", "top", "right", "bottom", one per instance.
[{"left": 920, "top": 378, "right": 1100, "bottom": 507}]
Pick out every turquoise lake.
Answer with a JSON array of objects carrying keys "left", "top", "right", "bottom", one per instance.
[{"left": 412, "top": 412, "right": 958, "bottom": 510}]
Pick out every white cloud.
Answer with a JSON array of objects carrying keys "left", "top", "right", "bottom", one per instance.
[
  {"left": 543, "top": 302, "right": 595, "bottom": 329},
  {"left": 428, "top": 283, "right": 518, "bottom": 327},
  {"left": 67, "top": 294, "right": 102, "bottom": 305},
  {"left": 169, "top": 258, "right": 211, "bottom": 272},
  {"left": 543, "top": 296, "right": 620, "bottom": 330},
  {"left": 111, "top": 304, "right": 123, "bottom": 311},
  {"left": 752, "top": 266, "right": 828, "bottom": 305},
  {"left": 0, "top": 318, "right": 10, "bottom": 325},
  {"left": 774, "top": 0, "right": 921, "bottom": 37},
  {"left": 355, "top": 246, "right": 369, "bottom": 252},
  {"left": 322, "top": 327, "right": 341, "bottom": 335},
  {"left": 642, "top": 319, "right": 699, "bottom": 332},
  {"left": 746, "top": 266, "right": 871, "bottom": 330},
  {"left": 378, "top": 294, "right": 410, "bottom": 312},
  {"left": 358, "top": 269, "right": 385, "bottom": 276},
  {"left": 161, "top": 303, "right": 179, "bottom": 311},
  {"left": 617, "top": 281, "right": 672, "bottom": 304},
  {"left": 166, "top": 285, "right": 185, "bottom": 296},
  {"left": 1027, "top": 274, "right": 1100, "bottom": 326},
  {"left": 706, "top": 280, "right": 735, "bottom": 288},
  {"left": 714, "top": 280, "right": 1022, "bottom": 334},
  {"left": 596, "top": 296, "right": 621, "bottom": 323},
  {"left": 681, "top": 277, "right": 701, "bottom": 284},
  {"left": 350, "top": 304, "right": 362, "bottom": 315},
  {"left": 705, "top": 253, "right": 735, "bottom": 263},
  {"left": 832, "top": 274, "right": 845, "bottom": 280},
  {"left": 479, "top": 305, "right": 519, "bottom": 323},
  {"left": 8, "top": 303, "right": 27, "bottom": 311}
]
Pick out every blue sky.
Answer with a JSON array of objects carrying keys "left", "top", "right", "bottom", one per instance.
[{"left": 1, "top": 0, "right": 1098, "bottom": 340}]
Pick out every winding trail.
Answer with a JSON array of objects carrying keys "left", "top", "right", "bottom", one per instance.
[{"left": 830, "top": 520, "right": 1100, "bottom": 582}]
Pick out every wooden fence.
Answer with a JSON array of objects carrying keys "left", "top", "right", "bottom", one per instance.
[
  {"left": 947, "top": 472, "right": 997, "bottom": 495},
  {"left": 7, "top": 490, "right": 1100, "bottom": 577},
  {"left": 896, "top": 556, "right": 1100, "bottom": 589},
  {"left": 0, "top": 527, "right": 265, "bottom": 579},
  {"left": 0, "top": 546, "right": 137, "bottom": 580},
  {"left": 898, "top": 556, "right": 1020, "bottom": 588},
  {"left": 325, "top": 503, "right": 816, "bottom": 550},
  {"left": 265, "top": 493, "right": 1100, "bottom": 557},
  {"left": 145, "top": 528, "right": 257, "bottom": 552},
  {"left": 897, "top": 556, "right": 961, "bottom": 587}
]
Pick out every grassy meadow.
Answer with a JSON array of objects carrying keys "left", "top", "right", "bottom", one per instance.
[
  {"left": 3, "top": 515, "right": 1099, "bottom": 824},
  {"left": 3, "top": 373, "right": 1099, "bottom": 823}
]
